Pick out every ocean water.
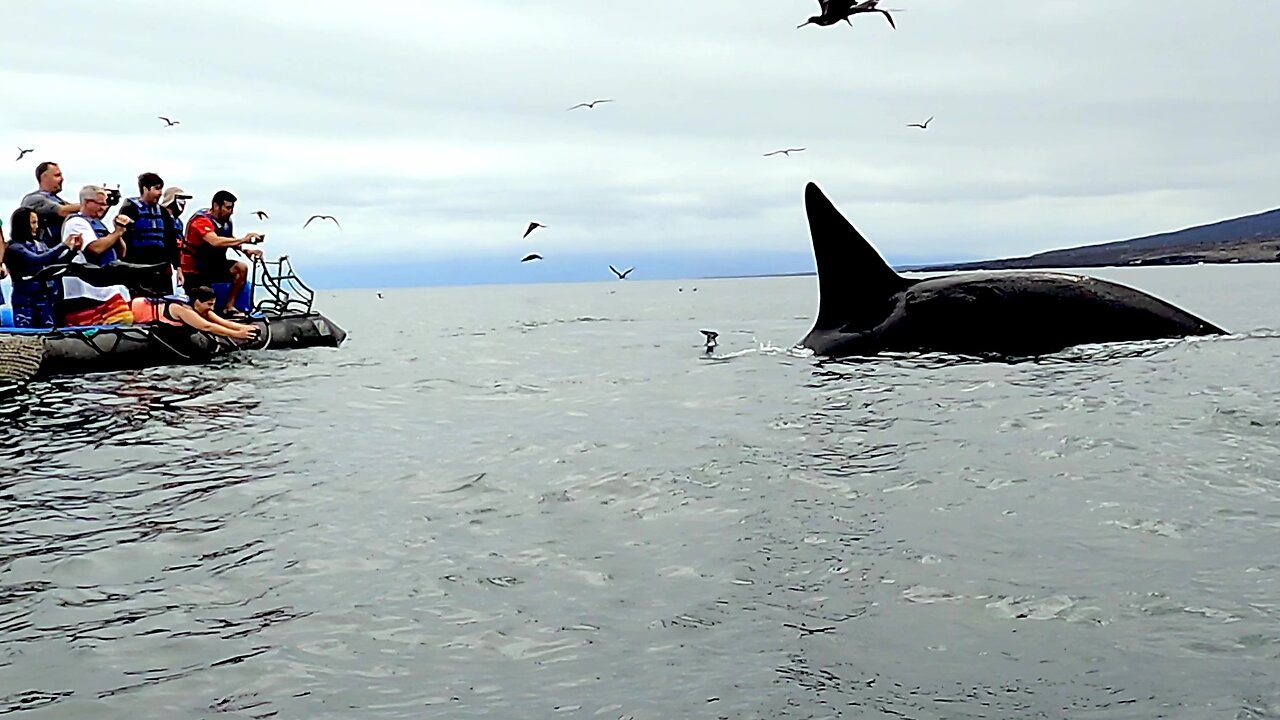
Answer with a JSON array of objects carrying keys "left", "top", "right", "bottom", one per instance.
[{"left": 3, "top": 265, "right": 1280, "bottom": 719}]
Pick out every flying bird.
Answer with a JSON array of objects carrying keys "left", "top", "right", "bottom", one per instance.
[
  {"left": 158, "top": 116, "right": 180, "bottom": 127},
  {"left": 15, "top": 147, "right": 33, "bottom": 161},
  {"left": 523, "top": 222, "right": 546, "bottom": 238},
  {"left": 303, "top": 214, "right": 342, "bottom": 230},
  {"left": 763, "top": 148, "right": 806, "bottom": 157},
  {"left": 252, "top": 210, "right": 269, "bottom": 220},
  {"left": 567, "top": 99, "right": 613, "bottom": 111},
  {"left": 798, "top": 0, "right": 895, "bottom": 30},
  {"left": 521, "top": 253, "right": 543, "bottom": 263},
  {"left": 907, "top": 115, "right": 934, "bottom": 129},
  {"left": 377, "top": 292, "right": 384, "bottom": 299},
  {"left": 609, "top": 265, "right": 634, "bottom": 280}
]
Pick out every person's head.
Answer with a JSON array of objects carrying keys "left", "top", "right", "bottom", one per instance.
[
  {"left": 137, "top": 172, "right": 164, "bottom": 204},
  {"left": 9, "top": 207, "right": 39, "bottom": 244},
  {"left": 188, "top": 285, "right": 217, "bottom": 314},
  {"left": 79, "top": 185, "right": 109, "bottom": 219},
  {"left": 210, "top": 190, "right": 237, "bottom": 221},
  {"left": 161, "top": 186, "right": 192, "bottom": 216},
  {"left": 36, "top": 162, "right": 63, "bottom": 193}
]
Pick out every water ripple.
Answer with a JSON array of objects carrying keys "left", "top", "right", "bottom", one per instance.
[{"left": 2, "top": 279, "right": 1279, "bottom": 717}]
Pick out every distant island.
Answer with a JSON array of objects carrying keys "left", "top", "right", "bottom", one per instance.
[{"left": 908, "top": 206, "right": 1280, "bottom": 272}]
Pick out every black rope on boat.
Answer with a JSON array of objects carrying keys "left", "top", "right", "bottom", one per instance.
[
  {"left": 146, "top": 326, "right": 205, "bottom": 362},
  {"left": 49, "top": 326, "right": 153, "bottom": 358}
]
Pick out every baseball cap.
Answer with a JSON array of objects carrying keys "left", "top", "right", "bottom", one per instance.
[{"left": 161, "top": 186, "right": 193, "bottom": 205}]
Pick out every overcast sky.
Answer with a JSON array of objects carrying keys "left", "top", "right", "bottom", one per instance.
[{"left": 3, "top": 1, "right": 1278, "bottom": 286}]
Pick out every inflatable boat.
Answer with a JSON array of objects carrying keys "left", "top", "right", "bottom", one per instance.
[{"left": 0, "top": 256, "right": 346, "bottom": 379}]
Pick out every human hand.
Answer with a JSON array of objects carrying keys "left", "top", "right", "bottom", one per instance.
[
  {"left": 113, "top": 215, "right": 132, "bottom": 228},
  {"left": 64, "top": 233, "right": 84, "bottom": 251},
  {"left": 243, "top": 247, "right": 264, "bottom": 259}
]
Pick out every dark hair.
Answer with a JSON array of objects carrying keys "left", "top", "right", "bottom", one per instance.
[
  {"left": 138, "top": 172, "right": 164, "bottom": 191},
  {"left": 212, "top": 190, "right": 237, "bottom": 207},
  {"left": 34, "top": 161, "right": 57, "bottom": 182},
  {"left": 8, "top": 207, "right": 38, "bottom": 244},
  {"left": 188, "top": 285, "right": 217, "bottom": 303}
]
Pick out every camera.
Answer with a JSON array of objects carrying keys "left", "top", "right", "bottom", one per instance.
[{"left": 103, "top": 185, "right": 122, "bottom": 208}]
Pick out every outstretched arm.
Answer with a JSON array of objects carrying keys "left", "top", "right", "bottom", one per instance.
[
  {"left": 203, "top": 230, "right": 262, "bottom": 249},
  {"left": 203, "top": 312, "right": 258, "bottom": 335},
  {"left": 168, "top": 304, "right": 255, "bottom": 340},
  {"left": 4, "top": 241, "right": 76, "bottom": 278}
]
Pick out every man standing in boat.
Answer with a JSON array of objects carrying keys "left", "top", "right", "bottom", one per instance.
[
  {"left": 20, "top": 162, "right": 83, "bottom": 245},
  {"left": 181, "top": 190, "right": 263, "bottom": 317},
  {"left": 115, "top": 172, "right": 176, "bottom": 296}
]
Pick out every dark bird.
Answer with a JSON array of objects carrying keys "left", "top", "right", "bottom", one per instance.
[
  {"left": 252, "top": 210, "right": 269, "bottom": 220},
  {"left": 567, "top": 99, "right": 613, "bottom": 111},
  {"left": 799, "top": 0, "right": 895, "bottom": 29},
  {"left": 521, "top": 253, "right": 543, "bottom": 263},
  {"left": 158, "top": 116, "right": 180, "bottom": 127},
  {"left": 906, "top": 115, "right": 934, "bottom": 129},
  {"left": 783, "top": 622, "right": 837, "bottom": 636},
  {"left": 701, "top": 330, "right": 719, "bottom": 353},
  {"left": 523, "top": 222, "right": 546, "bottom": 238},
  {"left": 764, "top": 148, "right": 806, "bottom": 157},
  {"left": 377, "top": 292, "right": 384, "bottom": 299},
  {"left": 609, "top": 265, "right": 634, "bottom": 280},
  {"left": 15, "top": 147, "right": 33, "bottom": 162},
  {"left": 303, "top": 214, "right": 342, "bottom": 230}
]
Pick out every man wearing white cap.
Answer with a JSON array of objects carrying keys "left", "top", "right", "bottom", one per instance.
[{"left": 162, "top": 186, "right": 193, "bottom": 292}]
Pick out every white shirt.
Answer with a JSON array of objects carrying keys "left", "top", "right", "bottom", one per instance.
[{"left": 61, "top": 216, "right": 131, "bottom": 304}]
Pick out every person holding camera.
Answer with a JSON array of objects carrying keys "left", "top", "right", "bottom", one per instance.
[
  {"left": 20, "top": 161, "right": 83, "bottom": 245},
  {"left": 180, "top": 190, "right": 263, "bottom": 317},
  {"left": 62, "top": 185, "right": 128, "bottom": 266},
  {"left": 58, "top": 185, "right": 135, "bottom": 326}
]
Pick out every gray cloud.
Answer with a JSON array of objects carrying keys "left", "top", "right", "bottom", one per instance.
[{"left": 4, "top": 0, "right": 1278, "bottom": 280}]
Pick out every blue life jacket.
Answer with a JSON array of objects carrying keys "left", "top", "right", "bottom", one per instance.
[
  {"left": 70, "top": 213, "right": 117, "bottom": 266},
  {"left": 124, "top": 197, "right": 167, "bottom": 250}
]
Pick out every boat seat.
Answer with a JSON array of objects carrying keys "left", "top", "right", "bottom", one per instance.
[{"left": 210, "top": 282, "right": 254, "bottom": 313}]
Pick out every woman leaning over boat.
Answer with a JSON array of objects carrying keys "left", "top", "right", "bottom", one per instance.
[{"left": 4, "top": 207, "right": 83, "bottom": 328}]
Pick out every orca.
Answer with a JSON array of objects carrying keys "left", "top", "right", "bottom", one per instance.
[{"left": 799, "top": 182, "right": 1227, "bottom": 358}]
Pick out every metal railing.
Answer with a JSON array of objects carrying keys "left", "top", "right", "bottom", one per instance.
[{"left": 250, "top": 255, "right": 316, "bottom": 316}]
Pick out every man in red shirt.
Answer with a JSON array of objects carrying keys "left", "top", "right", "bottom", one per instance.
[{"left": 181, "top": 190, "right": 263, "bottom": 316}]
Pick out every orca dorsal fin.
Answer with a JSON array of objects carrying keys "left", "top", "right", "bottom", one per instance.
[{"left": 804, "top": 182, "right": 911, "bottom": 332}]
